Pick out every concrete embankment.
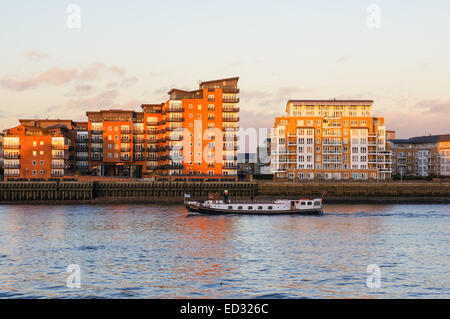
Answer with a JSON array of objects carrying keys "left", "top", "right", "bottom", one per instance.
[{"left": 0, "top": 181, "right": 449, "bottom": 204}]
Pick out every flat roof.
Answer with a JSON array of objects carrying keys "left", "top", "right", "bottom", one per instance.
[
  {"left": 200, "top": 77, "right": 239, "bottom": 85},
  {"left": 288, "top": 99, "right": 374, "bottom": 104},
  {"left": 390, "top": 134, "right": 450, "bottom": 144}
]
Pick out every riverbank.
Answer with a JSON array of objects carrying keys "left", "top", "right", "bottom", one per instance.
[{"left": 0, "top": 181, "right": 449, "bottom": 204}]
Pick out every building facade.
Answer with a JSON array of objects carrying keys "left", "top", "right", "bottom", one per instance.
[
  {"left": 3, "top": 120, "right": 77, "bottom": 179},
  {"left": 389, "top": 134, "right": 450, "bottom": 177},
  {"left": 2, "top": 77, "right": 240, "bottom": 181},
  {"left": 270, "top": 100, "right": 391, "bottom": 181}
]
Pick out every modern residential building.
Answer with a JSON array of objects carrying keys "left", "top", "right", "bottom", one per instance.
[
  {"left": 0, "top": 131, "right": 5, "bottom": 179},
  {"left": 389, "top": 134, "right": 450, "bottom": 177},
  {"left": 237, "top": 153, "right": 257, "bottom": 180},
  {"left": 256, "top": 138, "right": 271, "bottom": 175},
  {"left": 3, "top": 120, "right": 77, "bottom": 179},
  {"left": 270, "top": 100, "right": 392, "bottom": 181},
  {"left": 2, "top": 77, "right": 240, "bottom": 181}
]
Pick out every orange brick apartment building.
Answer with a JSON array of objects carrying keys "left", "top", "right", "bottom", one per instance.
[
  {"left": 270, "top": 100, "right": 392, "bottom": 181},
  {"left": 389, "top": 134, "right": 450, "bottom": 177},
  {"left": 2, "top": 77, "right": 239, "bottom": 181}
]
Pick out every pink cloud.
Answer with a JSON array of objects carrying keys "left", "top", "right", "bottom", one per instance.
[
  {"left": 24, "top": 50, "right": 49, "bottom": 62},
  {"left": 384, "top": 100, "right": 450, "bottom": 138},
  {"left": 78, "top": 62, "right": 126, "bottom": 81},
  {"left": 0, "top": 67, "right": 77, "bottom": 91}
]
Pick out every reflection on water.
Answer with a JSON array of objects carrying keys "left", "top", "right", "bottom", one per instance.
[{"left": 0, "top": 203, "right": 449, "bottom": 298}]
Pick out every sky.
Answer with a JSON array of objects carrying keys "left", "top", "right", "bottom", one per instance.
[{"left": 0, "top": 0, "right": 449, "bottom": 140}]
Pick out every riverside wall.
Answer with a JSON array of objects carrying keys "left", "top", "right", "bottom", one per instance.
[{"left": 0, "top": 181, "right": 449, "bottom": 204}]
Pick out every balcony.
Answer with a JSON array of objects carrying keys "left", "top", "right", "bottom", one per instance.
[
  {"left": 223, "top": 156, "right": 238, "bottom": 161},
  {"left": 121, "top": 137, "right": 131, "bottom": 143},
  {"left": 222, "top": 107, "right": 239, "bottom": 113},
  {"left": 4, "top": 164, "right": 20, "bottom": 169},
  {"left": 51, "top": 163, "right": 68, "bottom": 169},
  {"left": 134, "top": 155, "right": 145, "bottom": 161},
  {"left": 166, "top": 117, "right": 185, "bottom": 122},
  {"left": 4, "top": 154, "right": 20, "bottom": 159},
  {"left": 223, "top": 98, "right": 240, "bottom": 103},
  {"left": 52, "top": 153, "right": 67, "bottom": 159},
  {"left": 165, "top": 107, "right": 184, "bottom": 113},
  {"left": 166, "top": 126, "right": 183, "bottom": 132},
  {"left": 222, "top": 117, "right": 239, "bottom": 122},
  {"left": 223, "top": 127, "right": 239, "bottom": 132},
  {"left": 52, "top": 144, "right": 69, "bottom": 150},
  {"left": 222, "top": 87, "right": 240, "bottom": 94},
  {"left": 169, "top": 136, "right": 183, "bottom": 141},
  {"left": 121, "top": 129, "right": 131, "bottom": 134},
  {"left": 91, "top": 156, "right": 103, "bottom": 161},
  {"left": 91, "top": 130, "right": 103, "bottom": 134},
  {"left": 3, "top": 144, "right": 20, "bottom": 149},
  {"left": 133, "top": 130, "right": 144, "bottom": 135},
  {"left": 147, "top": 165, "right": 158, "bottom": 170},
  {"left": 91, "top": 147, "right": 103, "bottom": 152},
  {"left": 120, "top": 156, "right": 131, "bottom": 161}
]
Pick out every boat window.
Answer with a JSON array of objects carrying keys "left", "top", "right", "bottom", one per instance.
[
  {"left": 258, "top": 206, "right": 263, "bottom": 210},
  {"left": 301, "top": 202, "right": 305, "bottom": 205},
  {"left": 238, "top": 206, "right": 243, "bottom": 210},
  {"left": 308, "top": 202, "right": 312, "bottom": 205},
  {"left": 228, "top": 206, "right": 233, "bottom": 209},
  {"left": 314, "top": 201, "right": 321, "bottom": 206},
  {"left": 248, "top": 206, "right": 253, "bottom": 210},
  {"left": 268, "top": 206, "right": 273, "bottom": 210}
]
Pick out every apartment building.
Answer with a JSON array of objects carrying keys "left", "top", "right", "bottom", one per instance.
[
  {"left": 0, "top": 131, "right": 5, "bottom": 179},
  {"left": 84, "top": 77, "right": 239, "bottom": 179},
  {"left": 3, "top": 120, "right": 76, "bottom": 179},
  {"left": 2, "top": 77, "right": 240, "bottom": 181},
  {"left": 389, "top": 134, "right": 450, "bottom": 177},
  {"left": 270, "top": 100, "right": 391, "bottom": 181}
]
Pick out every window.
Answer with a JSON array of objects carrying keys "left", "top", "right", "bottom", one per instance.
[
  {"left": 108, "top": 126, "right": 112, "bottom": 131},
  {"left": 40, "top": 160, "right": 44, "bottom": 165},
  {"left": 32, "top": 170, "right": 37, "bottom": 176},
  {"left": 39, "top": 170, "right": 44, "bottom": 175},
  {"left": 33, "top": 151, "right": 37, "bottom": 156},
  {"left": 40, "top": 151, "right": 44, "bottom": 155},
  {"left": 268, "top": 206, "right": 273, "bottom": 210},
  {"left": 228, "top": 206, "right": 233, "bottom": 210},
  {"left": 258, "top": 206, "right": 263, "bottom": 210},
  {"left": 32, "top": 161, "right": 37, "bottom": 166},
  {"left": 33, "top": 141, "right": 37, "bottom": 147},
  {"left": 198, "top": 105, "right": 202, "bottom": 110},
  {"left": 248, "top": 206, "right": 253, "bottom": 210},
  {"left": 238, "top": 206, "right": 243, "bottom": 210},
  {"left": 40, "top": 141, "right": 44, "bottom": 146}
]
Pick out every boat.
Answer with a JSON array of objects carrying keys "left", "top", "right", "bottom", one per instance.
[{"left": 184, "top": 195, "right": 323, "bottom": 216}]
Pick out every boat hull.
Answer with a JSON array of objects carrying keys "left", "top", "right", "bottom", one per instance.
[{"left": 185, "top": 205, "right": 323, "bottom": 216}]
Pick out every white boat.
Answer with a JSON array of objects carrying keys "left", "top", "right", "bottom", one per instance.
[{"left": 185, "top": 198, "right": 323, "bottom": 215}]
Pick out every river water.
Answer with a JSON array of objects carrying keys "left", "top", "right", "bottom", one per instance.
[{"left": 0, "top": 203, "right": 448, "bottom": 298}]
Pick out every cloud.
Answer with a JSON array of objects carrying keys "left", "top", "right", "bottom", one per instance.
[
  {"left": 65, "top": 84, "right": 95, "bottom": 97},
  {"left": 416, "top": 99, "right": 450, "bottom": 114},
  {"left": 78, "top": 62, "right": 126, "bottom": 81},
  {"left": 24, "top": 50, "right": 49, "bottom": 62},
  {"left": 0, "top": 62, "right": 136, "bottom": 92},
  {"left": 0, "top": 67, "right": 77, "bottom": 91},
  {"left": 384, "top": 99, "right": 450, "bottom": 138},
  {"left": 120, "top": 77, "right": 139, "bottom": 88},
  {"left": 65, "top": 89, "right": 120, "bottom": 110}
]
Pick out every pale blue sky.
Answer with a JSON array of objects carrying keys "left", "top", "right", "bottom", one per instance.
[{"left": 1, "top": 0, "right": 449, "bottom": 138}]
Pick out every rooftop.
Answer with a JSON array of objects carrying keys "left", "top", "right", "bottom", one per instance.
[{"left": 390, "top": 134, "right": 450, "bottom": 144}]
